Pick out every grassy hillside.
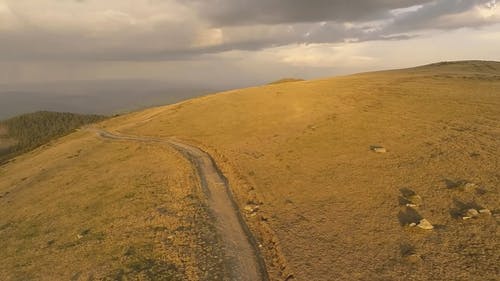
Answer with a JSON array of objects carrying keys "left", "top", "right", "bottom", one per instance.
[
  {"left": 1, "top": 61, "right": 499, "bottom": 280},
  {"left": 103, "top": 60, "right": 500, "bottom": 280},
  {"left": 0, "top": 111, "right": 106, "bottom": 163},
  {"left": 0, "top": 132, "right": 221, "bottom": 280}
]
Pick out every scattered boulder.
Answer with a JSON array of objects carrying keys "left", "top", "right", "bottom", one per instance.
[
  {"left": 462, "top": 208, "right": 491, "bottom": 219},
  {"left": 370, "top": 146, "right": 387, "bottom": 153},
  {"left": 456, "top": 204, "right": 492, "bottom": 220},
  {"left": 448, "top": 180, "right": 487, "bottom": 194},
  {"left": 462, "top": 208, "right": 480, "bottom": 220},
  {"left": 244, "top": 205, "right": 259, "bottom": 214},
  {"left": 450, "top": 198, "right": 486, "bottom": 220},
  {"left": 77, "top": 228, "right": 90, "bottom": 239},
  {"left": 467, "top": 208, "right": 480, "bottom": 216},
  {"left": 406, "top": 254, "right": 423, "bottom": 264},
  {"left": 461, "top": 182, "right": 478, "bottom": 192},
  {"left": 417, "top": 219, "right": 434, "bottom": 230},
  {"left": 405, "top": 194, "right": 423, "bottom": 207},
  {"left": 398, "top": 193, "right": 432, "bottom": 230},
  {"left": 398, "top": 206, "right": 423, "bottom": 226},
  {"left": 399, "top": 188, "right": 423, "bottom": 207},
  {"left": 479, "top": 209, "right": 492, "bottom": 216}
]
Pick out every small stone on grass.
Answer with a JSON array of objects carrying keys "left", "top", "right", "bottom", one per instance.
[
  {"left": 417, "top": 219, "right": 433, "bottom": 230},
  {"left": 371, "top": 146, "right": 387, "bottom": 153},
  {"left": 478, "top": 209, "right": 491, "bottom": 215}
]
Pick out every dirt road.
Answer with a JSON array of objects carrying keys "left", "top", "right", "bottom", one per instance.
[{"left": 92, "top": 129, "right": 269, "bottom": 281}]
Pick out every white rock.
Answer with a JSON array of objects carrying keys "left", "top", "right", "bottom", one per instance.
[
  {"left": 372, "top": 147, "right": 387, "bottom": 153},
  {"left": 479, "top": 209, "right": 492, "bottom": 215},
  {"left": 244, "top": 205, "right": 259, "bottom": 214},
  {"left": 465, "top": 208, "right": 479, "bottom": 217}
]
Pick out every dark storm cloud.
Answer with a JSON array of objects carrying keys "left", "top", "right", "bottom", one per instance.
[
  {"left": 389, "top": 0, "right": 498, "bottom": 32},
  {"left": 187, "top": 0, "right": 433, "bottom": 25},
  {"left": 0, "top": 26, "right": 200, "bottom": 61}
]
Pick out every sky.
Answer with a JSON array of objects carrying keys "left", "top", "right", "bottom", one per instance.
[{"left": 1, "top": 0, "right": 500, "bottom": 87}]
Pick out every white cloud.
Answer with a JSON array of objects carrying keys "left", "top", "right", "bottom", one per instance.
[
  {"left": 270, "top": 43, "right": 377, "bottom": 68},
  {"left": 0, "top": 0, "right": 18, "bottom": 30},
  {"left": 8, "top": 0, "right": 193, "bottom": 29},
  {"left": 193, "top": 28, "right": 224, "bottom": 48},
  {"left": 390, "top": 5, "right": 424, "bottom": 16},
  {"left": 434, "top": 2, "right": 500, "bottom": 28}
]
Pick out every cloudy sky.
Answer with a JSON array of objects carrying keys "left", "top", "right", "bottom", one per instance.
[{"left": 1, "top": 0, "right": 499, "bottom": 87}]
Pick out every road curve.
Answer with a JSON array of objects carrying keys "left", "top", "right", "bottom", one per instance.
[{"left": 91, "top": 129, "right": 269, "bottom": 281}]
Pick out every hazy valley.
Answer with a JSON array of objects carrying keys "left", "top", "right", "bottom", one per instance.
[{"left": 0, "top": 80, "right": 218, "bottom": 120}]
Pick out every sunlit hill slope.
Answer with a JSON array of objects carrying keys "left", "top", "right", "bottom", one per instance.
[{"left": 1, "top": 61, "right": 499, "bottom": 280}]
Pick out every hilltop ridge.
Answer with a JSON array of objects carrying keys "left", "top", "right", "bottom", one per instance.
[{"left": 402, "top": 60, "right": 500, "bottom": 75}]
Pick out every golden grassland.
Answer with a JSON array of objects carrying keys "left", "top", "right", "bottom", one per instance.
[
  {"left": 0, "top": 132, "right": 224, "bottom": 280},
  {"left": 104, "top": 61, "right": 500, "bottom": 280},
  {"left": 1, "top": 61, "right": 499, "bottom": 280}
]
